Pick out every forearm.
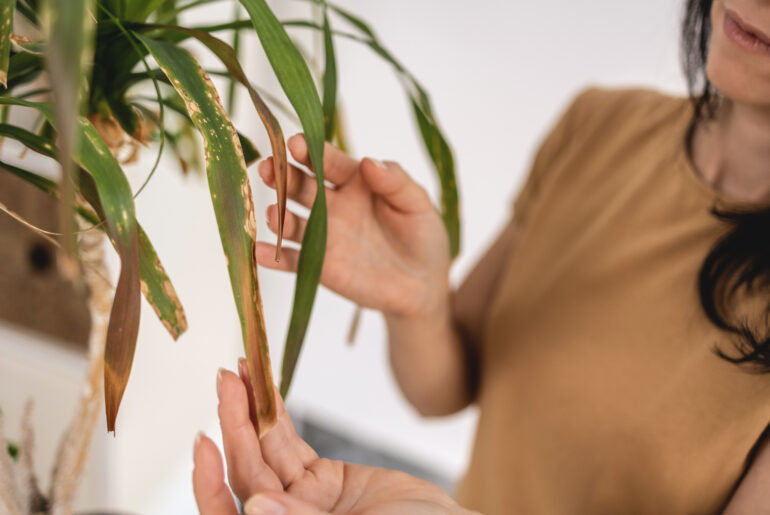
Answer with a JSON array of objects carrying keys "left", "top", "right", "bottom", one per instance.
[
  {"left": 385, "top": 299, "right": 475, "bottom": 417},
  {"left": 723, "top": 429, "right": 770, "bottom": 514}
]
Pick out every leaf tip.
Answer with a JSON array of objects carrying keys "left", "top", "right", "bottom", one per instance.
[{"left": 104, "top": 365, "right": 126, "bottom": 434}]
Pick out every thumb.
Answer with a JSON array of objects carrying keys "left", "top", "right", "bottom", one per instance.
[
  {"left": 359, "top": 157, "right": 432, "bottom": 213},
  {"left": 244, "top": 492, "right": 327, "bottom": 515}
]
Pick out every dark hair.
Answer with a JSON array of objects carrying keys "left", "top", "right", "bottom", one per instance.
[{"left": 683, "top": 0, "right": 770, "bottom": 371}]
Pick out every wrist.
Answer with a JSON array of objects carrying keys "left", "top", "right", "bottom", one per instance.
[{"left": 383, "top": 285, "right": 451, "bottom": 329}]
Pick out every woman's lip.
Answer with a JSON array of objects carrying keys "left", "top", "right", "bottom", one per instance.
[
  {"left": 724, "top": 8, "right": 770, "bottom": 57},
  {"left": 725, "top": 8, "right": 770, "bottom": 45}
]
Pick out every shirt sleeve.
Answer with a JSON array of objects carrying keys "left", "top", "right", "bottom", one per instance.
[{"left": 512, "top": 88, "right": 596, "bottom": 227}]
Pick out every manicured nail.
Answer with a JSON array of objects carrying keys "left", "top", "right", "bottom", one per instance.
[
  {"left": 244, "top": 494, "right": 286, "bottom": 515},
  {"left": 216, "top": 368, "right": 224, "bottom": 399}
]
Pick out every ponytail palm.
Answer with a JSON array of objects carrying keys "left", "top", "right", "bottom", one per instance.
[{"left": 0, "top": 0, "right": 459, "bottom": 435}]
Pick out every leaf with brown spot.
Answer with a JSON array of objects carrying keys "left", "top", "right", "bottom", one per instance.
[
  {"left": 0, "top": 97, "right": 141, "bottom": 433},
  {"left": 10, "top": 34, "right": 44, "bottom": 55},
  {"left": 147, "top": 24, "right": 288, "bottom": 260},
  {"left": 239, "top": 0, "right": 329, "bottom": 399},
  {"left": 135, "top": 34, "right": 277, "bottom": 435}
]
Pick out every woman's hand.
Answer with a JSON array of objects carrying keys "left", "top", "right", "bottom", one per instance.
[
  {"left": 192, "top": 360, "right": 475, "bottom": 514},
  {"left": 255, "top": 135, "right": 450, "bottom": 317}
]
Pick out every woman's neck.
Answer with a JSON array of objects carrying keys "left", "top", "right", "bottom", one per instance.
[{"left": 691, "top": 97, "right": 770, "bottom": 204}]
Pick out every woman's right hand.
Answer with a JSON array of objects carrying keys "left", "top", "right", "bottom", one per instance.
[{"left": 255, "top": 134, "right": 451, "bottom": 318}]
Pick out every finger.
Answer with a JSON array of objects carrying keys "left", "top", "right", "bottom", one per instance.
[
  {"left": 288, "top": 133, "right": 358, "bottom": 186},
  {"left": 218, "top": 369, "right": 283, "bottom": 500},
  {"left": 238, "top": 360, "right": 317, "bottom": 468},
  {"left": 267, "top": 205, "right": 307, "bottom": 244},
  {"left": 359, "top": 158, "right": 433, "bottom": 213},
  {"left": 236, "top": 360, "right": 317, "bottom": 478},
  {"left": 255, "top": 242, "right": 299, "bottom": 271},
  {"left": 271, "top": 384, "right": 319, "bottom": 467},
  {"left": 259, "top": 386, "right": 318, "bottom": 488},
  {"left": 245, "top": 492, "right": 327, "bottom": 515},
  {"left": 258, "top": 157, "right": 317, "bottom": 208},
  {"left": 192, "top": 433, "right": 239, "bottom": 515}
]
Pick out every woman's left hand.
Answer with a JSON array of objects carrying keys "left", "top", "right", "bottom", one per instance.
[{"left": 192, "top": 360, "right": 475, "bottom": 515}]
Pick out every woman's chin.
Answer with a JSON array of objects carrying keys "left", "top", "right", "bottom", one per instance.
[{"left": 707, "top": 50, "right": 770, "bottom": 108}]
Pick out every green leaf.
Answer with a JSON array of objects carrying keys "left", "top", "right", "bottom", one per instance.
[
  {"left": 0, "top": 158, "right": 58, "bottom": 193},
  {"left": 7, "top": 51, "right": 44, "bottom": 89},
  {"left": 156, "top": 0, "right": 226, "bottom": 23},
  {"left": 0, "top": 122, "right": 55, "bottom": 156},
  {"left": 284, "top": 14, "right": 461, "bottom": 257},
  {"left": 238, "top": 0, "right": 328, "bottom": 398},
  {"left": 15, "top": 0, "right": 35, "bottom": 24},
  {"left": 44, "top": 0, "right": 95, "bottom": 268},
  {"left": 324, "top": 2, "right": 376, "bottom": 40},
  {"left": 105, "top": 96, "right": 140, "bottom": 136},
  {"left": 226, "top": 3, "right": 242, "bottom": 114},
  {"left": 125, "top": 0, "right": 166, "bottom": 22},
  {"left": 134, "top": 34, "right": 278, "bottom": 435},
  {"left": 239, "top": 132, "right": 260, "bottom": 166},
  {"left": 0, "top": 97, "right": 141, "bottom": 433},
  {"left": 136, "top": 228, "right": 188, "bottom": 339},
  {"left": 99, "top": 0, "right": 125, "bottom": 19},
  {"left": 6, "top": 441, "right": 18, "bottom": 461},
  {"left": 0, "top": 0, "right": 16, "bottom": 87},
  {"left": 9, "top": 35, "right": 45, "bottom": 55},
  {"left": 321, "top": 9, "right": 337, "bottom": 141},
  {"left": 412, "top": 100, "right": 459, "bottom": 257},
  {"left": 155, "top": 0, "right": 178, "bottom": 24}
]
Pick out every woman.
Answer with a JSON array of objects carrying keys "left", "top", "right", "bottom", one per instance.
[{"left": 193, "top": 0, "right": 770, "bottom": 512}]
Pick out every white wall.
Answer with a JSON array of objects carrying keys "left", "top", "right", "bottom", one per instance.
[{"left": 0, "top": 1, "right": 689, "bottom": 513}]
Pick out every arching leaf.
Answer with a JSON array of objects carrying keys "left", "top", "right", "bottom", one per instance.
[{"left": 135, "top": 33, "right": 278, "bottom": 435}]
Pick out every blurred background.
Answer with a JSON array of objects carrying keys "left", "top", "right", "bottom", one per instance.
[{"left": 0, "top": 0, "right": 687, "bottom": 512}]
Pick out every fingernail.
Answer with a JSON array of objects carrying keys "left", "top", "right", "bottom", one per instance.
[
  {"left": 193, "top": 431, "right": 204, "bottom": 463},
  {"left": 244, "top": 494, "right": 286, "bottom": 515},
  {"left": 216, "top": 368, "right": 224, "bottom": 399},
  {"left": 372, "top": 159, "right": 387, "bottom": 170},
  {"left": 238, "top": 357, "right": 248, "bottom": 379}
]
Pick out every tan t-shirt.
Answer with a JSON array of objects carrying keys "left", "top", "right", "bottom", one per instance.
[{"left": 455, "top": 88, "right": 770, "bottom": 514}]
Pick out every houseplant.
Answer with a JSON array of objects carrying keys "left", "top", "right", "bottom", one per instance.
[{"left": 0, "top": 0, "right": 459, "bottom": 508}]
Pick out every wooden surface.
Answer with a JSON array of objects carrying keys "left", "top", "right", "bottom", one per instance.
[{"left": 0, "top": 171, "right": 90, "bottom": 348}]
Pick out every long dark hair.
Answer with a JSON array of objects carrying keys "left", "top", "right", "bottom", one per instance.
[{"left": 683, "top": 0, "right": 770, "bottom": 371}]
